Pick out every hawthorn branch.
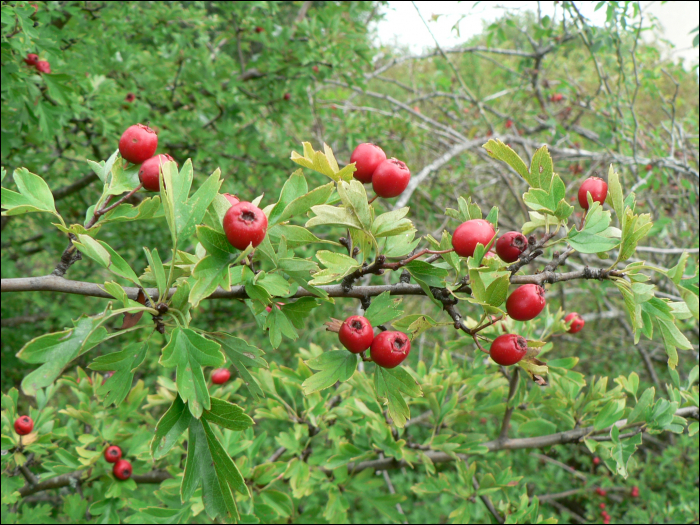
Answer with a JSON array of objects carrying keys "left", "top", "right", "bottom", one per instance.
[{"left": 18, "top": 469, "right": 171, "bottom": 498}]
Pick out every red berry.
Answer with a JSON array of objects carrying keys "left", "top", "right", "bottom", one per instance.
[
  {"left": 283, "top": 92, "right": 291, "bottom": 101},
  {"left": 550, "top": 93, "right": 564, "bottom": 102},
  {"left": 35, "top": 60, "right": 51, "bottom": 74},
  {"left": 506, "top": 284, "right": 546, "bottom": 321},
  {"left": 578, "top": 177, "right": 608, "bottom": 210},
  {"left": 119, "top": 124, "right": 158, "bottom": 164},
  {"left": 372, "top": 158, "right": 411, "bottom": 198},
  {"left": 350, "top": 143, "right": 387, "bottom": 184},
  {"left": 593, "top": 456, "right": 600, "bottom": 465},
  {"left": 338, "top": 315, "right": 374, "bottom": 354},
  {"left": 505, "top": 119, "right": 513, "bottom": 129},
  {"left": 312, "top": 65, "right": 319, "bottom": 73},
  {"left": 125, "top": 92, "right": 136, "bottom": 103},
  {"left": 223, "top": 201, "right": 268, "bottom": 250},
  {"left": 138, "top": 154, "right": 176, "bottom": 192},
  {"left": 451, "top": 219, "right": 496, "bottom": 258},
  {"left": 601, "top": 511, "right": 610, "bottom": 519},
  {"left": 645, "top": 164, "right": 652, "bottom": 172},
  {"left": 495, "top": 231, "right": 528, "bottom": 263},
  {"left": 486, "top": 130, "right": 493, "bottom": 137},
  {"left": 255, "top": 26, "right": 264, "bottom": 33},
  {"left": 14, "top": 415, "right": 34, "bottom": 436},
  {"left": 211, "top": 368, "right": 231, "bottom": 384},
  {"left": 479, "top": 417, "right": 487, "bottom": 424},
  {"left": 113, "top": 459, "right": 132, "bottom": 481},
  {"left": 370, "top": 331, "right": 411, "bottom": 368},
  {"left": 223, "top": 193, "right": 240, "bottom": 206},
  {"left": 595, "top": 487, "right": 607, "bottom": 497},
  {"left": 564, "top": 312, "right": 585, "bottom": 333},
  {"left": 489, "top": 334, "right": 528, "bottom": 366},
  {"left": 599, "top": 503, "right": 606, "bottom": 510},
  {"left": 631, "top": 486, "right": 639, "bottom": 497},
  {"left": 104, "top": 445, "right": 122, "bottom": 463},
  {"left": 24, "top": 53, "right": 38, "bottom": 66}
]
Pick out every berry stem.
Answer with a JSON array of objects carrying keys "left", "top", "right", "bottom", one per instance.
[
  {"left": 93, "top": 183, "right": 144, "bottom": 220},
  {"left": 473, "top": 315, "right": 504, "bottom": 334},
  {"left": 472, "top": 335, "right": 490, "bottom": 354},
  {"left": 368, "top": 194, "right": 379, "bottom": 204}
]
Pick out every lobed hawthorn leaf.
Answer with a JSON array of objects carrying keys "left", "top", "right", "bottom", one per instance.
[
  {"left": 143, "top": 247, "right": 167, "bottom": 298},
  {"left": 266, "top": 169, "right": 308, "bottom": 226},
  {"left": 209, "top": 332, "right": 267, "bottom": 399},
  {"left": 201, "top": 398, "right": 254, "bottom": 430},
  {"left": 374, "top": 366, "right": 423, "bottom": 428},
  {"left": 609, "top": 424, "right": 643, "bottom": 478},
  {"left": 73, "top": 235, "right": 142, "bottom": 285},
  {"left": 160, "top": 327, "right": 225, "bottom": 419},
  {"left": 302, "top": 351, "right": 358, "bottom": 395},
  {"left": 151, "top": 395, "right": 192, "bottom": 460},
  {"left": 290, "top": 142, "right": 354, "bottom": 182},
  {"left": 90, "top": 341, "right": 148, "bottom": 407},
  {"left": 305, "top": 204, "right": 362, "bottom": 230},
  {"left": 337, "top": 179, "right": 371, "bottom": 230},
  {"left": 372, "top": 207, "right": 414, "bottom": 238},
  {"left": 482, "top": 139, "right": 531, "bottom": 183},
  {"left": 309, "top": 250, "right": 361, "bottom": 285},
  {"left": 364, "top": 291, "right": 404, "bottom": 327},
  {"left": 264, "top": 305, "right": 298, "bottom": 349},
  {"left": 567, "top": 201, "right": 620, "bottom": 253},
  {"left": 268, "top": 224, "right": 339, "bottom": 248},
  {"left": 1, "top": 168, "right": 59, "bottom": 218}
]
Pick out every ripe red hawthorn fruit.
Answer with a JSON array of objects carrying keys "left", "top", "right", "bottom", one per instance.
[
  {"left": 479, "top": 417, "right": 488, "bottom": 424},
  {"left": 223, "top": 193, "right": 240, "bottom": 206},
  {"left": 578, "top": 176, "right": 608, "bottom": 210},
  {"left": 125, "top": 92, "right": 136, "bottom": 103},
  {"left": 631, "top": 486, "right": 640, "bottom": 498},
  {"left": 370, "top": 331, "right": 411, "bottom": 368},
  {"left": 255, "top": 26, "right": 264, "bottom": 33},
  {"left": 645, "top": 164, "right": 652, "bottom": 172},
  {"left": 599, "top": 503, "right": 606, "bottom": 510},
  {"left": 113, "top": 459, "right": 133, "bottom": 481},
  {"left": 350, "top": 143, "right": 386, "bottom": 184},
  {"left": 104, "top": 445, "right": 122, "bottom": 463},
  {"left": 283, "top": 92, "right": 291, "bottom": 101},
  {"left": 489, "top": 334, "right": 528, "bottom": 366},
  {"left": 35, "top": 60, "right": 51, "bottom": 74},
  {"left": 139, "top": 154, "right": 176, "bottom": 192},
  {"left": 550, "top": 93, "right": 564, "bottom": 102},
  {"left": 14, "top": 415, "right": 34, "bottom": 435},
  {"left": 24, "top": 53, "right": 38, "bottom": 66},
  {"left": 451, "top": 219, "right": 496, "bottom": 258},
  {"left": 211, "top": 368, "right": 231, "bottom": 384},
  {"left": 505, "top": 119, "right": 513, "bottom": 129},
  {"left": 506, "top": 284, "right": 546, "bottom": 321},
  {"left": 338, "top": 315, "right": 374, "bottom": 354},
  {"left": 564, "top": 312, "right": 585, "bottom": 333},
  {"left": 119, "top": 123, "right": 158, "bottom": 164},
  {"left": 312, "top": 65, "right": 319, "bottom": 73},
  {"left": 372, "top": 158, "right": 411, "bottom": 198},
  {"left": 595, "top": 487, "right": 607, "bottom": 497},
  {"left": 223, "top": 201, "right": 268, "bottom": 250},
  {"left": 495, "top": 231, "right": 528, "bottom": 263},
  {"left": 593, "top": 456, "right": 601, "bottom": 466}
]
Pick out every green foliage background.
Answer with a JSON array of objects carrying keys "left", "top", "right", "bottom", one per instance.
[{"left": 1, "top": 1, "right": 698, "bottom": 524}]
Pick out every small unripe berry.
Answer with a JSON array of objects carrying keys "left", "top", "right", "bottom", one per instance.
[
  {"left": 350, "top": 143, "right": 386, "bottom": 183},
  {"left": 223, "top": 193, "right": 240, "bottom": 206},
  {"left": 138, "top": 154, "right": 176, "bottom": 192},
  {"left": 370, "top": 331, "right": 411, "bottom": 368},
  {"left": 223, "top": 201, "right": 268, "bottom": 250},
  {"left": 451, "top": 219, "right": 496, "bottom": 258},
  {"left": 125, "top": 92, "right": 136, "bottom": 103},
  {"left": 564, "top": 312, "right": 585, "bottom": 333},
  {"left": 495, "top": 231, "right": 528, "bottom": 263},
  {"left": 104, "top": 445, "right": 122, "bottom": 463},
  {"left": 113, "top": 459, "right": 132, "bottom": 481},
  {"left": 211, "top": 368, "right": 231, "bottom": 384},
  {"left": 506, "top": 284, "right": 546, "bottom": 321},
  {"left": 14, "top": 415, "right": 34, "bottom": 435},
  {"left": 372, "top": 158, "right": 411, "bottom": 198},
  {"left": 631, "top": 486, "right": 639, "bottom": 498},
  {"left": 24, "top": 53, "right": 39, "bottom": 66},
  {"left": 338, "top": 315, "right": 374, "bottom": 354},
  {"left": 119, "top": 124, "right": 158, "bottom": 164},
  {"left": 489, "top": 334, "right": 528, "bottom": 366},
  {"left": 35, "top": 60, "right": 51, "bottom": 74},
  {"left": 578, "top": 177, "right": 608, "bottom": 210}
]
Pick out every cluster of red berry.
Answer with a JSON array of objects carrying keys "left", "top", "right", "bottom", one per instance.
[
  {"left": 104, "top": 444, "right": 132, "bottom": 481},
  {"left": 23, "top": 53, "right": 51, "bottom": 74},
  {"left": 350, "top": 143, "right": 411, "bottom": 198},
  {"left": 338, "top": 316, "right": 411, "bottom": 368},
  {"left": 118, "top": 124, "right": 177, "bottom": 192}
]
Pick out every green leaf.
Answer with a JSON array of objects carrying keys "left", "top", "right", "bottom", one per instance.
[
  {"left": 99, "top": 196, "right": 162, "bottom": 224},
  {"left": 364, "top": 291, "right": 404, "bottom": 327},
  {"left": 210, "top": 332, "right": 268, "bottom": 399},
  {"left": 1, "top": 168, "right": 59, "bottom": 217},
  {"left": 188, "top": 255, "right": 231, "bottom": 308},
  {"left": 627, "top": 387, "right": 655, "bottom": 424},
  {"left": 593, "top": 399, "right": 626, "bottom": 430},
  {"left": 18, "top": 312, "right": 110, "bottom": 396},
  {"left": 290, "top": 142, "right": 353, "bottom": 181},
  {"left": 567, "top": 202, "right": 620, "bottom": 253},
  {"left": 151, "top": 395, "right": 192, "bottom": 460},
  {"left": 372, "top": 207, "right": 415, "bottom": 238},
  {"left": 609, "top": 424, "right": 642, "bottom": 478},
  {"left": 275, "top": 182, "right": 335, "bottom": 226},
  {"left": 160, "top": 327, "right": 225, "bottom": 418},
  {"left": 264, "top": 306, "right": 298, "bottom": 349},
  {"left": 281, "top": 298, "right": 319, "bottom": 329},
  {"left": 91, "top": 341, "right": 148, "bottom": 406},
  {"left": 529, "top": 145, "right": 554, "bottom": 189},
  {"left": 202, "top": 398, "right": 254, "bottom": 430},
  {"left": 337, "top": 180, "right": 371, "bottom": 230},
  {"left": 72, "top": 235, "right": 141, "bottom": 285},
  {"left": 267, "top": 170, "right": 308, "bottom": 226},
  {"left": 309, "top": 251, "right": 361, "bottom": 285},
  {"left": 302, "top": 351, "right": 358, "bottom": 395},
  {"left": 405, "top": 260, "right": 448, "bottom": 288},
  {"left": 482, "top": 139, "right": 531, "bottom": 183},
  {"left": 305, "top": 204, "right": 363, "bottom": 230},
  {"left": 374, "top": 366, "right": 423, "bottom": 428}
]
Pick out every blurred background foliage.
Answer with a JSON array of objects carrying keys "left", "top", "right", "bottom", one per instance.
[{"left": 2, "top": 1, "right": 698, "bottom": 523}]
